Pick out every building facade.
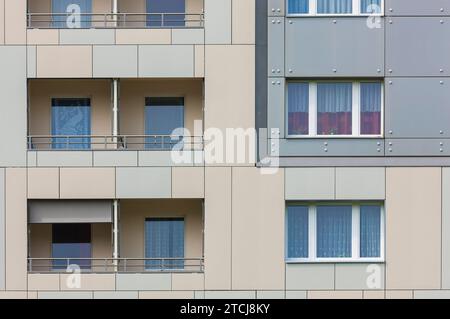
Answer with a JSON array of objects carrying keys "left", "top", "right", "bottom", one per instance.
[{"left": 0, "top": 0, "right": 449, "bottom": 299}]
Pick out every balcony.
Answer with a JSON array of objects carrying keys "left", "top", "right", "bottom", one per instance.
[
  {"left": 28, "top": 199, "right": 204, "bottom": 273},
  {"left": 27, "top": 0, "right": 204, "bottom": 29}
]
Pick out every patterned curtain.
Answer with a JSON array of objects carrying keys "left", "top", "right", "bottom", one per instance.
[
  {"left": 360, "top": 205, "right": 381, "bottom": 258},
  {"left": 360, "top": 82, "right": 382, "bottom": 135},
  {"left": 316, "top": 206, "right": 352, "bottom": 258},
  {"left": 288, "top": 83, "right": 309, "bottom": 135},
  {"left": 361, "top": 0, "right": 382, "bottom": 13},
  {"left": 51, "top": 98, "right": 91, "bottom": 150},
  {"left": 146, "top": 0, "right": 186, "bottom": 27},
  {"left": 288, "top": 0, "right": 309, "bottom": 14},
  {"left": 317, "top": 83, "right": 352, "bottom": 135},
  {"left": 145, "top": 219, "right": 185, "bottom": 270},
  {"left": 52, "top": 0, "right": 92, "bottom": 28},
  {"left": 317, "top": 0, "right": 352, "bottom": 14},
  {"left": 287, "top": 206, "right": 309, "bottom": 258}
]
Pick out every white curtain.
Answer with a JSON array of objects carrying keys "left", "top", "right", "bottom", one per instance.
[
  {"left": 317, "top": 0, "right": 352, "bottom": 13},
  {"left": 317, "top": 83, "right": 352, "bottom": 113},
  {"left": 287, "top": 206, "right": 309, "bottom": 258},
  {"left": 360, "top": 205, "right": 381, "bottom": 258}
]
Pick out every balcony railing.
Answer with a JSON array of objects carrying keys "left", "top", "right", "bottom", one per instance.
[
  {"left": 27, "top": 135, "right": 204, "bottom": 151},
  {"left": 27, "top": 12, "right": 204, "bottom": 29},
  {"left": 28, "top": 257, "right": 204, "bottom": 273}
]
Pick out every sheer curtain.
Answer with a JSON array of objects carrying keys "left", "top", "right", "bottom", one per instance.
[
  {"left": 361, "top": 0, "right": 382, "bottom": 13},
  {"left": 317, "top": 0, "right": 352, "bottom": 14},
  {"left": 147, "top": 0, "right": 186, "bottom": 27},
  {"left": 145, "top": 218, "right": 185, "bottom": 270},
  {"left": 360, "top": 205, "right": 381, "bottom": 258},
  {"left": 287, "top": 206, "right": 309, "bottom": 258},
  {"left": 288, "top": 83, "right": 309, "bottom": 135},
  {"left": 317, "top": 83, "right": 352, "bottom": 135},
  {"left": 316, "top": 206, "right": 352, "bottom": 258},
  {"left": 51, "top": 98, "right": 91, "bottom": 150},
  {"left": 360, "top": 82, "right": 382, "bottom": 135},
  {"left": 52, "top": 0, "right": 92, "bottom": 28},
  {"left": 288, "top": 0, "right": 309, "bottom": 14}
]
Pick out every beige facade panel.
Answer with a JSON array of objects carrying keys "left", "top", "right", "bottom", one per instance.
[
  {"left": 27, "top": 29, "right": 59, "bottom": 45},
  {"left": 27, "top": 46, "right": 37, "bottom": 78},
  {"left": 5, "top": 168, "right": 27, "bottom": 291},
  {"left": 256, "top": 291, "right": 285, "bottom": 299},
  {"left": 4, "top": 0, "right": 26, "bottom": 44},
  {"left": 171, "top": 273, "right": 205, "bottom": 291},
  {"left": 93, "top": 45, "right": 138, "bottom": 78},
  {"left": 204, "top": 291, "right": 256, "bottom": 299},
  {"left": 138, "top": 151, "right": 197, "bottom": 167},
  {"left": 94, "top": 291, "right": 139, "bottom": 299},
  {"left": 363, "top": 291, "right": 385, "bottom": 299},
  {"left": 115, "top": 29, "right": 171, "bottom": 45},
  {"left": 285, "top": 168, "right": 335, "bottom": 200},
  {"left": 139, "top": 291, "right": 194, "bottom": 299},
  {"left": 286, "top": 264, "right": 334, "bottom": 290},
  {"left": 0, "top": 292, "right": 28, "bottom": 299},
  {"left": 138, "top": 45, "right": 194, "bottom": 77},
  {"left": 36, "top": 46, "right": 93, "bottom": 78},
  {"left": 204, "top": 0, "right": 232, "bottom": 44},
  {"left": 386, "top": 168, "right": 442, "bottom": 289},
  {"left": 59, "top": 29, "right": 115, "bottom": 45},
  {"left": 308, "top": 291, "right": 363, "bottom": 299},
  {"left": 59, "top": 168, "right": 116, "bottom": 199},
  {"left": 194, "top": 45, "right": 205, "bottom": 78},
  {"left": 172, "top": 167, "right": 205, "bottom": 198},
  {"left": 335, "top": 167, "right": 386, "bottom": 200},
  {"left": 28, "top": 274, "right": 60, "bottom": 291},
  {"left": 442, "top": 168, "right": 450, "bottom": 288},
  {"left": 171, "top": 29, "right": 205, "bottom": 45},
  {"left": 38, "top": 292, "right": 93, "bottom": 299},
  {"left": 35, "top": 151, "right": 93, "bottom": 167},
  {"left": 28, "top": 168, "right": 59, "bottom": 199},
  {"left": 59, "top": 274, "right": 115, "bottom": 291},
  {"left": 116, "top": 168, "right": 171, "bottom": 198},
  {"left": 0, "top": 0, "right": 4, "bottom": 44},
  {"left": 231, "top": 167, "right": 284, "bottom": 290},
  {"left": 385, "top": 290, "right": 413, "bottom": 299},
  {"left": 204, "top": 167, "right": 232, "bottom": 290},
  {"left": 232, "top": 0, "right": 256, "bottom": 44}
]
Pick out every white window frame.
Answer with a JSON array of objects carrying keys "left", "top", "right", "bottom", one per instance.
[
  {"left": 285, "top": 0, "right": 384, "bottom": 17},
  {"left": 286, "top": 80, "right": 384, "bottom": 138},
  {"left": 285, "top": 202, "right": 385, "bottom": 263}
]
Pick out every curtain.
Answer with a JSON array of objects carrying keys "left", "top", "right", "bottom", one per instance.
[
  {"left": 360, "top": 205, "right": 381, "bottom": 258},
  {"left": 361, "top": 0, "right": 382, "bottom": 13},
  {"left": 288, "top": 83, "right": 309, "bottom": 135},
  {"left": 147, "top": 0, "right": 186, "bottom": 27},
  {"left": 317, "top": 206, "right": 352, "bottom": 258},
  {"left": 51, "top": 98, "right": 91, "bottom": 150},
  {"left": 288, "top": 0, "right": 309, "bottom": 14},
  {"left": 317, "top": 83, "right": 352, "bottom": 135},
  {"left": 145, "top": 98, "right": 184, "bottom": 150},
  {"left": 317, "top": 0, "right": 352, "bottom": 14},
  {"left": 52, "top": 0, "right": 92, "bottom": 28},
  {"left": 360, "top": 82, "right": 382, "bottom": 135},
  {"left": 145, "top": 219, "right": 185, "bottom": 270},
  {"left": 287, "top": 206, "right": 309, "bottom": 258}
]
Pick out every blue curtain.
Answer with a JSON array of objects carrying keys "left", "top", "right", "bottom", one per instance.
[
  {"left": 51, "top": 98, "right": 91, "bottom": 150},
  {"left": 360, "top": 205, "right": 381, "bottom": 258},
  {"left": 317, "top": 0, "right": 352, "bottom": 13},
  {"left": 288, "top": 0, "right": 309, "bottom": 14},
  {"left": 361, "top": 0, "right": 382, "bottom": 13},
  {"left": 287, "top": 206, "right": 309, "bottom": 258},
  {"left": 317, "top": 206, "right": 352, "bottom": 258},
  {"left": 145, "top": 219, "right": 185, "bottom": 270},
  {"left": 361, "top": 82, "right": 381, "bottom": 113},
  {"left": 147, "top": 0, "right": 186, "bottom": 27},
  {"left": 145, "top": 98, "right": 184, "bottom": 150},
  {"left": 288, "top": 82, "right": 309, "bottom": 135},
  {"left": 52, "top": 0, "right": 92, "bottom": 28}
]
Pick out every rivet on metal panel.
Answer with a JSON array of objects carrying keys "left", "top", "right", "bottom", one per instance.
[
  {"left": 440, "top": 149, "right": 444, "bottom": 153},
  {"left": 277, "top": 8, "right": 281, "bottom": 12},
  {"left": 389, "top": 20, "right": 393, "bottom": 24},
  {"left": 324, "top": 148, "right": 328, "bottom": 152},
  {"left": 277, "top": 20, "right": 281, "bottom": 24},
  {"left": 440, "top": 131, "right": 444, "bottom": 134},
  {"left": 271, "top": 81, "right": 276, "bottom": 85},
  {"left": 271, "top": 69, "right": 275, "bottom": 73},
  {"left": 389, "top": 148, "right": 393, "bottom": 152},
  {"left": 389, "top": 142, "right": 393, "bottom": 146},
  {"left": 324, "top": 142, "right": 328, "bottom": 146},
  {"left": 276, "top": 69, "right": 281, "bottom": 73},
  {"left": 389, "top": 8, "right": 393, "bottom": 12},
  {"left": 377, "top": 148, "right": 381, "bottom": 152},
  {"left": 333, "top": 69, "right": 337, "bottom": 73},
  {"left": 440, "top": 69, "right": 444, "bottom": 73},
  {"left": 333, "top": 20, "right": 337, "bottom": 24},
  {"left": 377, "top": 69, "right": 381, "bottom": 73},
  {"left": 388, "top": 69, "right": 393, "bottom": 73},
  {"left": 440, "top": 81, "right": 444, "bottom": 85},
  {"left": 277, "top": 81, "right": 281, "bottom": 85},
  {"left": 288, "top": 69, "right": 293, "bottom": 73},
  {"left": 271, "top": 20, "right": 275, "bottom": 24},
  {"left": 377, "top": 142, "right": 381, "bottom": 146},
  {"left": 389, "top": 130, "right": 393, "bottom": 135},
  {"left": 441, "top": 8, "right": 445, "bottom": 12},
  {"left": 289, "top": 20, "right": 293, "bottom": 24},
  {"left": 440, "top": 20, "right": 444, "bottom": 24},
  {"left": 389, "top": 81, "right": 393, "bottom": 85},
  {"left": 272, "top": 8, "right": 275, "bottom": 12}
]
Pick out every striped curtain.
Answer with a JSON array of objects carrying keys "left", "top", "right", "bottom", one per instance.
[
  {"left": 287, "top": 206, "right": 309, "bottom": 258},
  {"left": 288, "top": 0, "right": 309, "bottom": 14},
  {"left": 288, "top": 83, "right": 309, "bottom": 135},
  {"left": 317, "top": 0, "right": 352, "bottom": 14},
  {"left": 317, "top": 83, "right": 352, "bottom": 135},
  {"left": 361, "top": 0, "right": 382, "bottom": 13},
  {"left": 317, "top": 206, "right": 352, "bottom": 258},
  {"left": 360, "top": 205, "right": 381, "bottom": 258}
]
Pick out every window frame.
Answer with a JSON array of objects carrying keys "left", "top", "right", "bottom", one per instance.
[
  {"left": 285, "top": 202, "right": 385, "bottom": 263},
  {"left": 285, "top": 80, "right": 384, "bottom": 138},
  {"left": 286, "top": 0, "right": 384, "bottom": 17}
]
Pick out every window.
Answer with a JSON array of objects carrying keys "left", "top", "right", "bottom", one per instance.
[
  {"left": 145, "top": 97, "right": 184, "bottom": 150},
  {"left": 287, "top": 81, "right": 383, "bottom": 137},
  {"left": 146, "top": 0, "right": 186, "bottom": 27},
  {"left": 51, "top": 98, "right": 91, "bottom": 149},
  {"left": 286, "top": 203, "right": 384, "bottom": 262},
  {"left": 52, "top": 0, "right": 92, "bottom": 28},
  {"left": 145, "top": 218, "right": 185, "bottom": 270},
  {"left": 287, "top": 0, "right": 383, "bottom": 15},
  {"left": 52, "top": 223, "right": 92, "bottom": 270}
]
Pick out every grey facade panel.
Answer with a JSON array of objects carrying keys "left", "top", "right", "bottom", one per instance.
[
  {"left": 386, "top": 17, "right": 450, "bottom": 76},
  {"left": 268, "top": 78, "right": 285, "bottom": 138},
  {"left": 386, "top": 0, "right": 450, "bottom": 16},
  {"left": 27, "top": 46, "right": 37, "bottom": 78},
  {"left": 138, "top": 45, "right": 194, "bottom": 77},
  {"left": 385, "top": 78, "right": 450, "bottom": 138},
  {"left": 59, "top": 29, "right": 115, "bottom": 45},
  {"left": 268, "top": 0, "right": 285, "bottom": 16},
  {"left": 285, "top": 18, "right": 384, "bottom": 77},
  {"left": 268, "top": 17, "right": 285, "bottom": 77},
  {"left": 116, "top": 273, "right": 171, "bottom": 291},
  {"left": 93, "top": 45, "right": 138, "bottom": 78},
  {"left": 286, "top": 264, "right": 335, "bottom": 290},
  {"left": 204, "top": 0, "right": 232, "bottom": 44},
  {"left": 0, "top": 169, "right": 4, "bottom": 290},
  {"left": 28, "top": 200, "right": 113, "bottom": 224},
  {"left": 335, "top": 264, "right": 385, "bottom": 290},
  {"left": 116, "top": 167, "right": 171, "bottom": 198},
  {"left": 385, "top": 139, "right": 450, "bottom": 156}
]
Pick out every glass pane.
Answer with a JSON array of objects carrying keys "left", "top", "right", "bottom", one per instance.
[
  {"left": 52, "top": 0, "right": 92, "bottom": 28},
  {"left": 360, "top": 205, "right": 381, "bottom": 258},
  {"left": 288, "top": 83, "right": 309, "bottom": 135},
  {"left": 360, "top": 82, "right": 382, "bottom": 135},
  {"left": 288, "top": 0, "right": 309, "bottom": 14},
  {"left": 147, "top": 0, "right": 186, "bottom": 27},
  {"left": 51, "top": 98, "right": 91, "bottom": 150},
  {"left": 145, "top": 218, "right": 185, "bottom": 270},
  {"left": 361, "top": 0, "right": 382, "bottom": 14},
  {"left": 317, "top": 205, "right": 352, "bottom": 258},
  {"left": 317, "top": 83, "right": 352, "bottom": 135},
  {"left": 317, "top": 0, "right": 352, "bottom": 14},
  {"left": 287, "top": 206, "right": 309, "bottom": 258}
]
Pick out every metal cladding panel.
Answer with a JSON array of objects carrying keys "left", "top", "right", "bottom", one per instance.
[
  {"left": 385, "top": 139, "right": 450, "bottom": 156},
  {"left": 268, "top": 0, "right": 285, "bottom": 16},
  {"left": 268, "top": 17, "right": 285, "bottom": 77},
  {"left": 268, "top": 78, "right": 285, "bottom": 138},
  {"left": 386, "top": 0, "right": 450, "bottom": 16}
]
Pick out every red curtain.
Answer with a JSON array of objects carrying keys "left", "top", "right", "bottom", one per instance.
[
  {"left": 288, "top": 112, "right": 309, "bottom": 135},
  {"left": 317, "top": 112, "right": 352, "bottom": 135},
  {"left": 360, "top": 112, "right": 381, "bottom": 135}
]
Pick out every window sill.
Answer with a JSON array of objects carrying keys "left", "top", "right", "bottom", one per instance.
[
  {"left": 285, "top": 135, "right": 383, "bottom": 139},
  {"left": 286, "top": 14, "right": 384, "bottom": 18},
  {"left": 286, "top": 258, "right": 385, "bottom": 264}
]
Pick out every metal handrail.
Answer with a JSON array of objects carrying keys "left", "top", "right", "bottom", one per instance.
[
  {"left": 27, "top": 135, "right": 204, "bottom": 151},
  {"left": 28, "top": 257, "right": 205, "bottom": 273},
  {"left": 27, "top": 12, "right": 205, "bottom": 29}
]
